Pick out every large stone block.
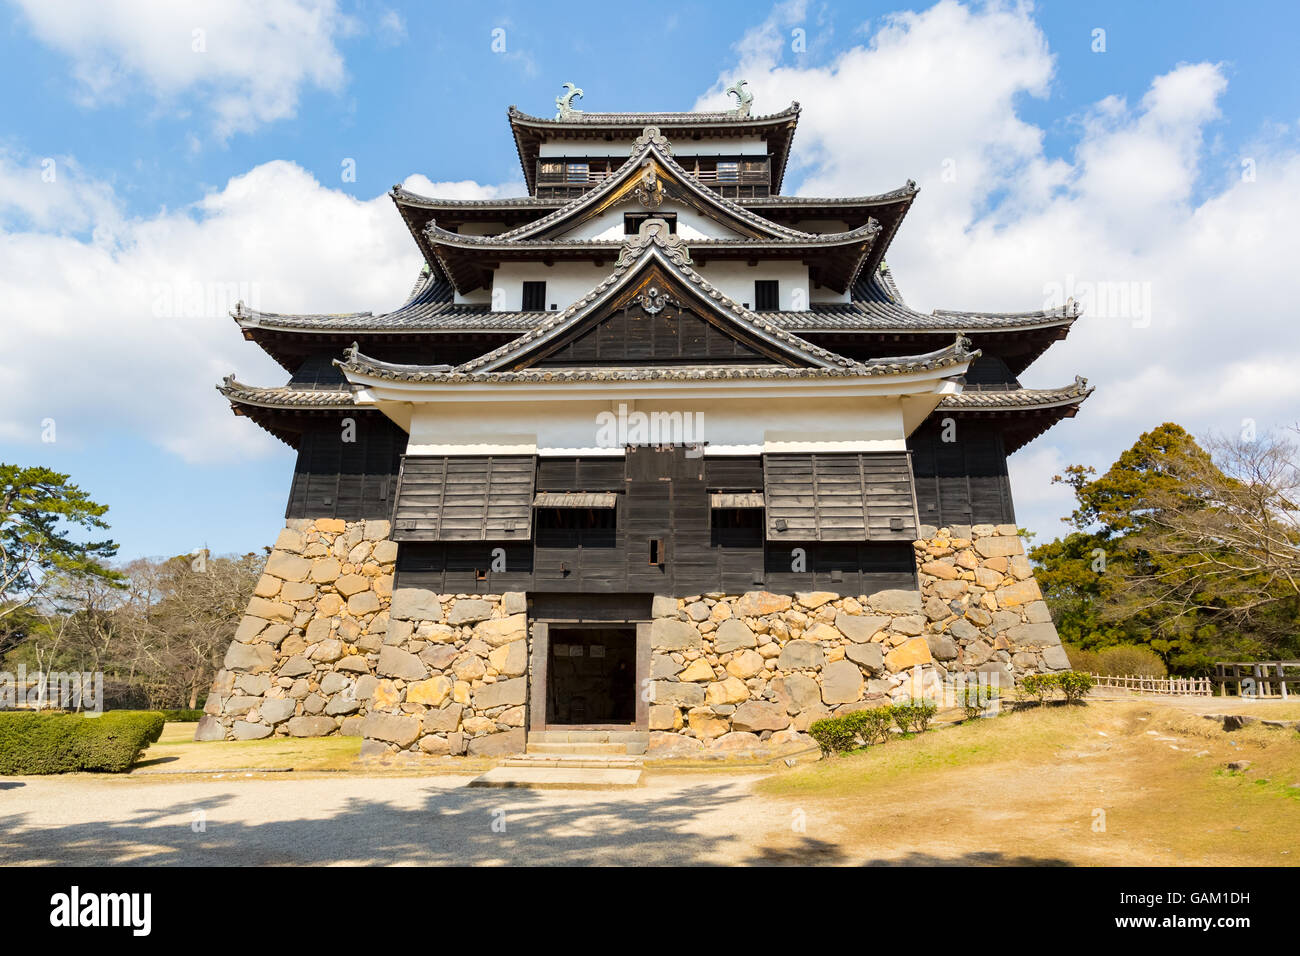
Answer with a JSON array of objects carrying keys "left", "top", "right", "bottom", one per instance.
[
  {"left": 867, "top": 589, "right": 922, "bottom": 614},
  {"left": 732, "top": 700, "right": 791, "bottom": 732},
  {"left": 474, "top": 614, "right": 526, "bottom": 646},
  {"left": 1006, "top": 622, "right": 1061, "bottom": 647},
  {"left": 713, "top": 618, "right": 757, "bottom": 653},
  {"left": 652, "top": 617, "right": 700, "bottom": 651},
  {"left": 447, "top": 599, "right": 494, "bottom": 625},
  {"left": 974, "top": 535, "right": 1023, "bottom": 558},
  {"left": 245, "top": 596, "right": 294, "bottom": 623},
  {"left": 884, "top": 636, "right": 933, "bottom": 671},
  {"left": 474, "top": 677, "right": 527, "bottom": 710},
  {"left": 389, "top": 588, "right": 443, "bottom": 622},
  {"left": 287, "top": 715, "right": 337, "bottom": 738},
  {"left": 487, "top": 639, "right": 527, "bottom": 677},
  {"left": 377, "top": 646, "right": 427, "bottom": 681},
  {"left": 783, "top": 673, "right": 822, "bottom": 712},
  {"left": 265, "top": 551, "right": 312, "bottom": 582},
  {"left": 360, "top": 713, "right": 421, "bottom": 748},
  {"left": 232, "top": 720, "right": 273, "bottom": 740},
  {"left": 705, "top": 676, "right": 749, "bottom": 706},
  {"left": 193, "top": 714, "right": 225, "bottom": 741},
  {"left": 260, "top": 698, "right": 297, "bottom": 724},
  {"left": 735, "top": 591, "right": 792, "bottom": 617},
  {"left": 821, "top": 659, "right": 864, "bottom": 705},
  {"left": 651, "top": 680, "right": 705, "bottom": 708},
  {"left": 224, "top": 642, "right": 276, "bottom": 674},
  {"left": 779, "top": 639, "right": 825, "bottom": 670},
  {"left": 846, "top": 642, "right": 885, "bottom": 673},
  {"left": 996, "top": 579, "right": 1043, "bottom": 608},
  {"left": 834, "top": 613, "right": 889, "bottom": 643},
  {"left": 467, "top": 728, "right": 525, "bottom": 756}
]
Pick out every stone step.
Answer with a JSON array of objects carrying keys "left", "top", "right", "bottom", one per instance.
[
  {"left": 505, "top": 753, "right": 644, "bottom": 769},
  {"left": 469, "top": 766, "right": 644, "bottom": 790},
  {"left": 526, "top": 741, "right": 630, "bottom": 755},
  {"left": 527, "top": 730, "right": 647, "bottom": 745}
]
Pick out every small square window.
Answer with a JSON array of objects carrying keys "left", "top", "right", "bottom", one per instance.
[
  {"left": 754, "top": 280, "right": 779, "bottom": 311},
  {"left": 522, "top": 281, "right": 547, "bottom": 311},
  {"left": 624, "top": 212, "right": 677, "bottom": 234}
]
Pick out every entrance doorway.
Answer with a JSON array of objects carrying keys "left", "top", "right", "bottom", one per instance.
[{"left": 546, "top": 626, "right": 636, "bottom": 726}]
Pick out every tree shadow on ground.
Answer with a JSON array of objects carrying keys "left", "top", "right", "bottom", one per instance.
[{"left": 0, "top": 780, "right": 763, "bottom": 866}]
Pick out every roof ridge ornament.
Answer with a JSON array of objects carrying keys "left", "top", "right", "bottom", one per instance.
[
  {"left": 634, "top": 160, "right": 664, "bottom": 209},
  {"left": 617, "top": 217, "right": 692, "bottom": 267},
  {"left": 555, "top": 82, "right": 584, "bottom": 118},
  {"left": 725, "top": 80, "right": 753, "bottom": 117},
  {"left": 631, "top": 125, "right": 672, "bottom": 155}
]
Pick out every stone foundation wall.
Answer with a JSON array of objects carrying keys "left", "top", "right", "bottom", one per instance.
[
  {"left": 201, "top": 521, "right": 1067, "bottom": 757},
  {"left": 195, "top": 518, "right": 396, "bottom": 741},
  {"left": 642, "top": 523, "right": 1068, "bottom": 757},
  {"left": 357, "top": 590, "right": 529, "bottom": 757}
]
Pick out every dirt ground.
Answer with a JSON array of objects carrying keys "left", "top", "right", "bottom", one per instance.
[{"left": 1, "top": 698, "right": 1296, "bottom": 866}]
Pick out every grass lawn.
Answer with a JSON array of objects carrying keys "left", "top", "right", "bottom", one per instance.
[
  {"left": 757, "top": 700, "right": 1300, "bottom": 866},
  {"left": 134, "top": 722, "right": 362, "bottom": 774}
]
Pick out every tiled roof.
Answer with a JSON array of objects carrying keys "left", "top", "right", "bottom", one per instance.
[
  {"left": 938, "top": 378, "right": 1094, "bottom": 411},
  {"left": 446, "top": 225, "right": 885, "bottom": 374},
  {"left": 217, "top": 376, "right": 357, "bottom": 409},
  {"left": 338, "top": 339, "right": 977, "bottom": 385},
  {"left": 232, "top": 265, "right": 1080, "bottom": 336}
]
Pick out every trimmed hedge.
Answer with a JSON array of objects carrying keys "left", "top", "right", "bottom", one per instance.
[
  {"left": 157, "top": 709, "right": 204, "bottom": 723},
  {"left": 0, "top": 711, "right": 166, "bottom": 774}
]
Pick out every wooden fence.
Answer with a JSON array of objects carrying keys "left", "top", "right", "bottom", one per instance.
[
  {"left": 1088, "top": 674, "right": 1213, "bottom": 697},
  {"left": 1212, "top": 661, "right": 1300, "bottom": 699}
]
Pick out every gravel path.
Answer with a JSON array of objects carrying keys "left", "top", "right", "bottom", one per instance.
[{"left": 0, "top": 771, "right": 828, "bottom": 866}]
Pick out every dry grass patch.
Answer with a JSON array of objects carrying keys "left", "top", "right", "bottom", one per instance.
[
  {"left": 135, "top": 722, "right": 362, "bottom": 773},
  {"left": 755, "top": 701, "right": 1300, "bottom": 866}
]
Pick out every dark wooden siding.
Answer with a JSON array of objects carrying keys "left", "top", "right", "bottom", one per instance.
[
  {"left": 285, "top": 414, "right": 406, "bottom": 520},
  {"left": 391, "top": 451, "right": 924, "bottom": 598},
  {"left": 391, "top": 455, "right": 535, "bottom": 542},
  {"left": 764, "top": 452, "right": 918, "bottom": 542},
  {"left": 764, "top": 542, "right": 917, "bottom": 594},
  {"left": 909, "top": 425, "right": 1015, "bottom": 526},
  {"left": 395, "top": 541, "right": 533, "bottom": 593}
]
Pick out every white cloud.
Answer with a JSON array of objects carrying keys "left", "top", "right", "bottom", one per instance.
[
  {"left": 699, "top": 0, "right": 1300, "bottom": 539},
  {"left": 8, "top": 0, "right": 357, "bottom": 137},
  {"left": 0, "top": 162, "right": 393, "bottom": 460}
]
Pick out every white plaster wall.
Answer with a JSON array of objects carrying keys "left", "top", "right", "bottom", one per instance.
[
  {"left": 405, "top": 394, "right": 910, "bottom": 456},
  {"left": 692, "top": 260, "right": 810, "bottom": 311},
  {"left": 488, "top": 259, "right": 811, "bottom": 312},
  {"left": 539, "top": 136, "right": 767, "bottom": 158},
  {"left": 561, "top": 200, "right": 744, "bottom": 241},
  {"left": 491, "top": 261, "right": 613, "bottom": 311}
]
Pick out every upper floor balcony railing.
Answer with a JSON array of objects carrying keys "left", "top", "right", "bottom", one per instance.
[{"left": 536, "top": 156, "right": 771, "bottom": 200}]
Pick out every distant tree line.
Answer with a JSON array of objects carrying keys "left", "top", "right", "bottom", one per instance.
[
  {"left": 1029, "top": 423, "right": 1300, "bottom": 675},
  {"left": 2, "top": 463, "right": 260, "bottom": 709}
]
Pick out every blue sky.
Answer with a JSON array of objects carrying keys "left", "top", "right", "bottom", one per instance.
[{"left": 2, "top": 0, "right": 1298, "bottom": 561}]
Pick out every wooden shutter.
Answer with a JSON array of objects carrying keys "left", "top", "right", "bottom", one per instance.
[
  {"left": 764, "top": 452, "right": 918, "bottom": 542},
  {"left": 391, "top": 455, "right": 535, "bottom": 541}
]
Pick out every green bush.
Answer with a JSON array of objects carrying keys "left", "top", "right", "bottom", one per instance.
[
  {"left": 1020, "top": 673, "right": 1059, "bottom": 704},
  {"left": 0, "top": 711, "right": 165, "bottom": 774},
  {"left": 957, "top": 683, "right": 1001, "bottom": 720},
  {"left": 156, "top": 709, "right": 204, "bottom": 723},
  {"left": 890, "top": 699, "right": 937, "bottom": 734},
  {"left": 1063, "top": 645, "right": 1100, "bottom": 674},
  {"left": 1057, "top": 671, "right": 1095, "bottom": 704},
  {"left": 808, "top": 715, "right": 858, "bottom": 754},
  {"left": 808, "top": 706, "right": 898, "bottom": 754}
]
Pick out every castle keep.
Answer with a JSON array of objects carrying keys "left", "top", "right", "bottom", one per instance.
[{"left": 199, "top": 86, "right": 1090, "bottom": 756}]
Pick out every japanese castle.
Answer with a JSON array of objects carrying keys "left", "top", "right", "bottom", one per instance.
[{"left": 204, "top": 85, "right": 1088, "bottom": 753}]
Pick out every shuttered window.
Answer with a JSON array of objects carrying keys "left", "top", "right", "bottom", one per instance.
[
  {"left": 754, "top": 280, "right": 779, "bottom": 311},
  {"left": 763, "top": 452, "right": 918, "bottom": 542},
  {"left": 522, "top": 281, "right": 547, "bottom": 311},
  {"left": 391, "top": 455, "right": 535, "bottom": 541}
]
